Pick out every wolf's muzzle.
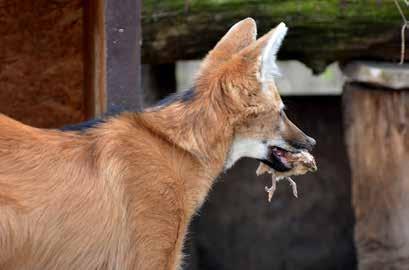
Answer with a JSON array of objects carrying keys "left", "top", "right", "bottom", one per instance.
[{"left": 289, "top": 136, "right": 316, "bottom": 152}]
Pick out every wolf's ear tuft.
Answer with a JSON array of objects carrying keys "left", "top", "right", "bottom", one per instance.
[
  {"left": 201, "top": 18, "right": 257, "bottom": 69},
  {"left": 260, "top": 22, "right": 287, "bottom": 81},
  {"left": 260, "top": 23, "right": 287, "bottom": 80}
]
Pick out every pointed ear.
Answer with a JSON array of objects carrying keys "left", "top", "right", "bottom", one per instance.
[
  {"left": 201, "top": 18, "right": 257, "bottom": 68},
  {"left": 241, "top": 22, "right": 288, "bottom": 81},
  {"left": 260, "top": 22, "right": 287, "bottom": 80}
]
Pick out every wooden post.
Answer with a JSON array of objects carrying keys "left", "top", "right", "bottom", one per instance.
[
  {"left": 84, "top": 0, "right": 142, "bottom": 118},
  {"left": 343, "top": 62, "right": 409, "bottom": 270}
]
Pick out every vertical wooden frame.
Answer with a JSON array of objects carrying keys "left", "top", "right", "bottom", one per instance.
[
  {"left": 105, "top": 0, "right": 142, "bottom": 112},
  {"left": 84, "top": 0, "right": 142, "bottom": 118},
  {"left": 84, "top": 0, "right": 106, "bottom": 118}
]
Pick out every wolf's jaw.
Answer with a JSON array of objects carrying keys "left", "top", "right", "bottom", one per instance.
[
  {"left": 224, "top": 137, "right": 268, "bottom": 170},
  {"left": 223, "top": 137, "right": 309, "bottom": 172},
  {"left": 224, "top": 137, "right": 293, "bottom": 170}
]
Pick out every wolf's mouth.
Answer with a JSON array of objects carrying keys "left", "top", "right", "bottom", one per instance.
[{"left": 258, "top": 146, "right": 300, "bottom": 172}]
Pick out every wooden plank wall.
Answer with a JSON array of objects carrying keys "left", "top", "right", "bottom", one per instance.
[
  {"left": 0, "top": 0, "right": 142, "bottom": 126},
  {"left": 0, "top": 0, "right": 85, "bottom": 128}
]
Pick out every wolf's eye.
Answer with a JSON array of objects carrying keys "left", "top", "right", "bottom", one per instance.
[{"left": 279, "top": 110, "right": 285, "bottom": 118}]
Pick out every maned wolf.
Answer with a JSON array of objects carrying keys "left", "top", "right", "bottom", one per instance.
[{"left": 0, "top": 18, "right": 315, "bottom": 270}]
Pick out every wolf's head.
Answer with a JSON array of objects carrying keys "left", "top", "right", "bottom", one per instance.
[{"left": 196, "top": 18, "right": 316, "bottom": 172}]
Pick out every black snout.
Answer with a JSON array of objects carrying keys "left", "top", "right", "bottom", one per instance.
[{"left": 289, "top": 135, "right": 316, "bottom": 152}]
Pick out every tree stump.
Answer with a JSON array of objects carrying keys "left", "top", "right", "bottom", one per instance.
[{"left": 343, "top": 62, "right": 409, "bottom": 270}]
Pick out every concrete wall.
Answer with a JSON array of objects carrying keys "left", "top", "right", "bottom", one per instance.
[{"left": 176, "top": 60, "right": 345, "bottom": 95}]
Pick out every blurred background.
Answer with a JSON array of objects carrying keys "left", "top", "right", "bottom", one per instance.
[{"left": 1, "top": 1, "right": 409, "bottom": 269}]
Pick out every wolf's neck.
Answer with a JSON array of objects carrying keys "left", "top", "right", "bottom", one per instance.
[{"left": 141, "top": 97, "right": 235, "bottom": 175}]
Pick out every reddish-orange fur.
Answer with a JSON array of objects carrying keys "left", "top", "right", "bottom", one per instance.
[{"left": 0, "top": 18, "right": 312, "bottom": 270}]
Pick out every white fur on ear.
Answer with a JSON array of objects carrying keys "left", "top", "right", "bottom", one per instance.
[{"left": 261, "top": 22, "right": 288, "bottom": 82}]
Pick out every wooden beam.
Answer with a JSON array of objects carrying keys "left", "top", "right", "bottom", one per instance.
[
  {"left": 142, "top": 0, "right": 407, "bottom": 72},
  {"left": 84, "top": 0, "right": 142, "bottom": 118},
  {"left": 105, "top": 0, "right": 143, "bottom": 112},
  {"left": 343, "top": 83, "right": 409, "bottom": 270},
  {"left": 343, "top": 62, "right": 409, "bottom": 90}
]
